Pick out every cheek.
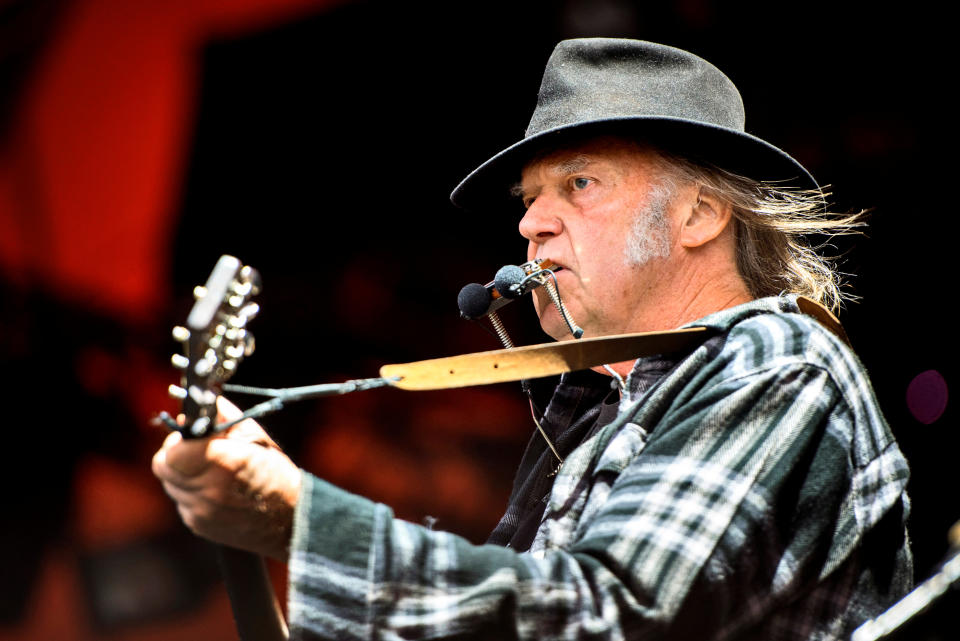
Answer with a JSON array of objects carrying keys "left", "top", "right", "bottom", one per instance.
[
  {"left": 582, "top": 253, "right": 633, "bottom": 308},
  {"left": 530, "top": 290, "right": 548, "bottom": 319},
  {"left": 578, "top": 234, "right": 626, "bottom": 277},
  {"left": 534, "top": 287, "right": 550, "bottom": 306}
]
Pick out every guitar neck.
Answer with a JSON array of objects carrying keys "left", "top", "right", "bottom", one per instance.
[
  {"left": 216, "top": 546, "right": 288, "bottom": 641},
  {"left": 170, "top": 255, "right": 287, "bottom": 640}
]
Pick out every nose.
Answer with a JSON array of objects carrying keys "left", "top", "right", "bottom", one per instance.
[{"left": 518, "top": 196, "right": 563, "bottom": 244}]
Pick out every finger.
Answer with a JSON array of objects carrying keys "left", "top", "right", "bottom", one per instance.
[
  {"left": 162, "top": 429, "right": 183, "bottom": 449},
  {"left": 203, "top": 437, "right": 270, "bottom": 482},
  {"left": 152, "top": 446, "right": 169, "bottom": 481},
  {"left": 156, "top": 428, "right": 260, "bottom": 488},
  {"left": 152, "top": 440, "right": 183, "bottom": 481},
  {"left": 153, "top": 450, "right": 208, "bottom": 491},
  {"left": 216, "top": 396, "right": 277, "bottom": 448},
  {"left": 160, "top": 475, "right": 238, "bottom": 510},
  {"left": 166, "top": 486, "right": 218, "bottom": 538},
  {"left": 153, "top": 430, "right": 213, "bottom": 484},
  {"left": 217, "top": 395, "right": 245, "bottom": 422},
  {"left": 160, "top": 478, "right": 203, "bottom": 509}
]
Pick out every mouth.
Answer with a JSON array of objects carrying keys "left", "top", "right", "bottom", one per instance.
[
  {"left": 530, "top": 265, "right": 584, "bottom": 339},
  {"left": 532, "top": 256, "right": 568, "bottom": 276},
  {"left": 524, "top": 258, "right": 567, "bottom": 294}
]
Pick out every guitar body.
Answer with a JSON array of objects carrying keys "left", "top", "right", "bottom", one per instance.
[{"left": 170, "top": 255, "right": 288, "bottom": 641}]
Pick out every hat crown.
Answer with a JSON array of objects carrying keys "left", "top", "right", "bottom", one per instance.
[
  {"left": 526, "top": 38, "right": 746, "bottom": 138},
  {"left": 449, "top": 38, "right": 816, "bottom": 211}
]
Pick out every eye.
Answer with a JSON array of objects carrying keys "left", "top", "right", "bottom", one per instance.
[{"left": 571, "top": 177, "right": 592, "bottom": 190}]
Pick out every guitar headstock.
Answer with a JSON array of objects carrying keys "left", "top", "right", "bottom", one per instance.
[{"left": 168, "top": 255, "right": 261, "bottom": 438}]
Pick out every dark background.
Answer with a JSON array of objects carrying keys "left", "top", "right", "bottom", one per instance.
[{"left": 1, "top": 0, "right": 955, "bottom": 638}]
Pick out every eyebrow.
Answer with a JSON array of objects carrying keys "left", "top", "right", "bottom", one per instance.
[
  {"left": 553, "top": 155, "right": 592, "bottom": 176},
  {"left": 510, "top": 155, "right": 594, "bottom": 199}
]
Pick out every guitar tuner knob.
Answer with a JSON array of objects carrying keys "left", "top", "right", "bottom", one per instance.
[
  {"left": 188, "top": 385, "right": 217, "bottom": 407},
  {"left": 172, "top": 326, "right": 190, "bottom": 342},
  {"left": 225, "top": 344, "right": 245, "bottom": 359},
  {"left": 168, "top": 384, "right": 188, "bottom": 400},
  {"left": 240, "top": 265, "right": 262, "bottom": 295},
  {"left": 171, "top": 354, "right": 189, "bottom": 370},
  {"left": 228, "top": 294, "right": 245, "bottom": 309},
  {"left": 193, "top": 285, "right": 208, "bottom": 300},
  {"left": 243, "top": 334, "right": 256, "bottom": 356},
  {"left": 222, "top": 359, "right": 237, "bottom": 372},
  {"left": 239, "top": 302, "right": 260, "bottom": 321},
  {"left": 231, "top": 280, "right": 253, "bottom": 297},
  {"left": 194, "top": 358, "right": 215, "bottom": 377},
  {"left": 189, "top": 416, "right": 211, "bottom": 437}
]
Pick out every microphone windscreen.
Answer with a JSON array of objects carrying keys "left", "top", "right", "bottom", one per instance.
[
  {"left": 494, "top": 265, "right": 526, "bottom": 298},
  {"left": 457, "top": 282, "right": 492, "bottom": 319}
]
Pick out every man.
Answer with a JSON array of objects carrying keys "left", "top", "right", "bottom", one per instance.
[{"left": 153, "top": 39, "right": 911, "bottom": 639}]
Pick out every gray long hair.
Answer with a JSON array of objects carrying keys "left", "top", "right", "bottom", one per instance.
[{"left": 658, "top": 153, "right": 865, "bottom": 313}]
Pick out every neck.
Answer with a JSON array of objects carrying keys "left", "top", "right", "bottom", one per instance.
[{"left": 592, "top": 257, "right": 752, "bottom": 379}]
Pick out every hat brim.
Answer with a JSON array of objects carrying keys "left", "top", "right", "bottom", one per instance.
[{"left": 450, "top": 117, "right": 818, "bottom": 213}]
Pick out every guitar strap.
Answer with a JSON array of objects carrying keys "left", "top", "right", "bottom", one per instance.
[{"left": 381, "top": 296, "right": 848, "bottom": 391}]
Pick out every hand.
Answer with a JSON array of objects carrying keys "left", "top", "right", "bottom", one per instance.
[{"left": 152, "top": 397, "right": 302, "bottom": 561}]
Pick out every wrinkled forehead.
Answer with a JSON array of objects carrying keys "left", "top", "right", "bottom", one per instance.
[{"left": 517, "top": 136, "right": 664, "bottom": 186}]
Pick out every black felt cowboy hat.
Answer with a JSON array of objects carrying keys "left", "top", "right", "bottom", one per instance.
[{"left": 450, "top": 38, "right": 818, "bottom": 212}]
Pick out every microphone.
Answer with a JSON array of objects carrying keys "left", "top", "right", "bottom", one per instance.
[
  {"left": 494, "top": 264, "right": 527, "bottom": 299},
  {"left": 457, "top": 283, "right": 493, "bottom": 320},
  {"left": 457, "top": 259, "right": 561, "bottom": 320}
]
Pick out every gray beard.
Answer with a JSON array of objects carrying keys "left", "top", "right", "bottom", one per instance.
[{"left": 624, "top": 181, "right": 673, "bottom": 266}]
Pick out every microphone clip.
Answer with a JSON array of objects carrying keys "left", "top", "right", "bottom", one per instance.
[
  {"left": 457, "top": 258, "right": 560, "bottom": 321},
  {"left": 457, "top": 258, "right": 583, "bottom": 346}
]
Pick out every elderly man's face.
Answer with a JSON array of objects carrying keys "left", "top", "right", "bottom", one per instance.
[{"left": 517, "top": 138, "right": 690, "bottom": 339}]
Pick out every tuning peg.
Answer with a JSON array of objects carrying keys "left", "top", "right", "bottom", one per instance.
[
  {"left": 193, "top": 285, "right": 207, "bottom": 300},
  {"left": 225, "top": 344, "right": 245, "bottom": 359},
  {"left": 231, "top": 280, "right": 254, "bottom": 297},
  {"left": 153, "top": 411, "right": 180, "bottom": 430},
  {"left": 172, "top": 326, "right": 190, "bottom": 342},
  {"left": 228, "top": 294, "right": 244, "bottom": 309},
  {"left": 239, "top": 302, "right": 259, "bottom": 322},
  {"left": 188, "top": 385, "right": 217, "bottom": 407},
  {"left": 194, "top": 356, "right": 215, "bottom": 377},
  {"left": 171, "top": 354, "right": 189, "bottom": 369},
  {"left": 222, "top": 359, "right": 237, "bottom": 372},
  {"left": 168, "top": 384, "right": 187, "bottom": 400},
  {"left": 240, "top": 265, "right": 262, "bottom": 295},
  {"left": 189, "top": 416, "right": 211, "bottom": 437},
  {"left": 243, "top": 333, "right": 255, "bottom": 356}
]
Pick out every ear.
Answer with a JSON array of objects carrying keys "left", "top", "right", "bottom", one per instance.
[{"left": 678, "top": 190, "right": 734, "bottom": 249}]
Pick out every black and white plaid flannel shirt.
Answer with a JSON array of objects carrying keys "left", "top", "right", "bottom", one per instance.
[{"left": 288, "top": 295, "right": 912, "bottom": 640}]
